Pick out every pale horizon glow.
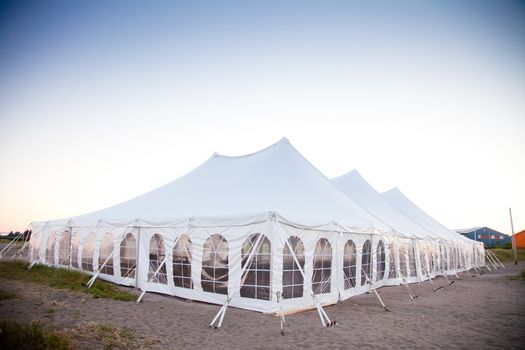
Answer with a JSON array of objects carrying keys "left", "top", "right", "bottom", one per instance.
[{"left": 1, "top": 1, "right": 524, "bottom": 235}]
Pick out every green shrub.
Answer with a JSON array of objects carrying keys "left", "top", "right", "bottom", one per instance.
[{"left": 0, "top": 321, "right": 72, "bottom": 350}]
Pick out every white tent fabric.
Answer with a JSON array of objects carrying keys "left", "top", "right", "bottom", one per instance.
[
  {"left": 381, "top": 187, "right": 475, "bottom": 244},
  {"left": 381, "top": 187, "right": 484, "bottom": 270},
  {"left": 27, "top": 138, "right": 484, "bottom": 314}
]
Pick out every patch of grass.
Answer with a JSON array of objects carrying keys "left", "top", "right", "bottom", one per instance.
[
  {"left": 509, "top": 269, "right": 525, "bottom": 281},
  {"left": 68, "top": 322, "right": 154, "bottom": 350},
  {"left": 0, "top": 288, "right": 16, "bottom": 300},
  {"left": 67, "top": 322, "right": 168, "bottom": 350},
  {"left": 488, "top": 248, "right": 525, "bottom": 262},
  {"left": 0, "top": 320, "right": 72, "bottom": 350},
  {"left": 0, "top": 261, "right": 135, "bottom": 301}
]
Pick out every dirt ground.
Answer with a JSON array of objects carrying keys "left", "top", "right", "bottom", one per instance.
[{"left": 0, "top": 258, "right": 524, "bottom": 349}]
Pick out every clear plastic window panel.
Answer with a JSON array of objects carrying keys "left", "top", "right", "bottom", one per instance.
[
  {"left": 438, "top": 244, "right": 444, "bottom": 272},
  {"left": 82, "top": 233, "right": 96, "bottom": 272},
  {"left": 282, "top": 236, "right": 305, "bottom": 299},
  {"left": 361, "top": 239, "right": 372, "bottom": 286},
  {"left": 408, "top": 243, "right": 417, "bottom": 277},
  {"left": 201, "top": 234, "right": 228, "bottom": 295},
  {"left": 418, "top": 242, "right": 427, "bottom": 275},
  {"left": 172, "top": 234, "right": 193, "bottom": 289},
  {"left": 58, "top": 231, "right": 71, "bottom": 267},
  {"left": 71, "top": 232, "right": 80, "bottom": 268},
  {"left": 148, "top": 234, "right": 167, "bottom": 284},
  {"left": 45, "top": 232, "right": 56, "bottom": 265},
  {"left": 443, "top": 246, "right": 449, "bottom": 271},
  {"left": 388, "top": 242, "right": 397, "bottom": 279},
  {"left": 120, "top": 233, "right": 136, "bottom": 279},
  {"left": 31, "top": 233, "right": 41, "bottom": 262},
  {"left": 99, "top": 233, "right": 114, "bottom": 276},
  {"left": 312, "top": 238, "right": 332, "bottom": 294},
  {"left": 240, "top": 233, "right": 271, "bottom": 300},
  {"left": 343, "top": 239, "right": 357, "bottom": 289},
  {"left": 376, "top": 240, "right": 386, "bottom": 281},
  {"left": 399, "top": 244, "right": 408, "bottom": 278}
]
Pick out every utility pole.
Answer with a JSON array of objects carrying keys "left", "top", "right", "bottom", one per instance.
[{"left": 509, "top": 208, "right": 518, "bottom": 266}]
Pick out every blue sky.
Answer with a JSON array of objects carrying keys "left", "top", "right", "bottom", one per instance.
[{"left": 1, "top": 0, "right": 524, "bottom": 233}]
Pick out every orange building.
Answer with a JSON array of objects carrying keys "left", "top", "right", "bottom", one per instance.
[{"left": 515, "top": 229, "right": 525, "bottom": 249}]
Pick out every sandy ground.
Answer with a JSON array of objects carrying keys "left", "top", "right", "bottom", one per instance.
[{"left": 0, "top": 254, "right": 524, "bottom": 349}]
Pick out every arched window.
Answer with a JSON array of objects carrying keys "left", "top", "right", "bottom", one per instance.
[
  {"left": 45, "top": 232, "right": 56, "bottom": 265},
  {"left": 376, "top": 240, "right": 386, "bottom": 281},
  {"left": 58, "top": 231, "right": 71, "bottom": 267},
  {"left": 71, "top": 232, "right": 80, "bottom": 268},
  {"left": 240, "top": 233, "right": 271, "bottom": 300},
  {"left": 282, "top": 236, "right": 305, "bottom": 299},
  {"left": 388, "top": 242, "right": 397, "bottom": 279},
  {"left": 82, "top": 232, "right": 96, "bottom": 272},
  {"left": 343, "top": 240, "right": 357, "bottom": 289},
  {"left": 173, "top": 234, "right": 193, "bottom": 289},
  {"left": 399, "top": 243, "right": 408, "bottom": 278},
  {"left": 408, "top": 243, "right": 416, "bottom": 277},
  {"left": 99, "top": 232, "right": 114, "bottom": 275},
  {"left": 361, "top": 239, "right": 372, "bottom": 286},
  {"left": 120, "top": 233, "right": 136, "bottom": 279},
  {"left": 312, "top": 238, "right": 332, "bottom": 294},
  {"left": 149, "top": 234, "right": 167, "bottom": 284},
  {"left": 201, "top": 234, "right": 228, "bottom": 294}
]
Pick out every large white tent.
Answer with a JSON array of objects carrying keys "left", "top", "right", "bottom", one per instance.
[
  {"left": 332, "top": 170, "right": 482, "bottom": 284},
  {"left": 28, "top": 138, "right": 483, "bottom": 316}
]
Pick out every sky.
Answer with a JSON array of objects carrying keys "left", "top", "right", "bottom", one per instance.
[{"left": 1, "top": 0, "right": 524, "bottom": 234}]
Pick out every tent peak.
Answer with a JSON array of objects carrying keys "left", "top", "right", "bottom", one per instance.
[{"left": 212, "top": 137, "right": 291, "bottom": 159}]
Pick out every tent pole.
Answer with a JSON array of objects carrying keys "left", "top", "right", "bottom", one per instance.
[
  {"left": 401, "top": 277, "right": 418, "bottom": 301},
  {"left": 276, "top": 217, "right": 333, "bottom": 327},
  {"left": 276, "top": 291, "right": 288, "bottom": 335},
  {"left": 487, "top": 250, "right": 505, "bottom": 268},
  {"left": 361, "top": 267, "right": 389, "bottom": 311},
  {"left": 136, "top": 253, "right": 169, "bottom": 303},
  {"left": 135, "top": 225, "right": 141, "bottom": 288},
  {"left": 209, "top": 229, "right": 266, "bottom": 328},
  {"left": 137, "top": 232, "right": 182, "bottom": 303},
  {"left": 0, "top": 231, "right": 24, "bottom": 259},
  {"left": 485, "top": 252, "right": 498, "bottom": 270}
]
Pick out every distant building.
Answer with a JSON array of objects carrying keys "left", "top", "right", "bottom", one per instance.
[
  {"left": 455, "top": 227, "right": 511, "bottom": 248},
  {"left": 515, "top": 229, "right": 525, "bottom": 249}
]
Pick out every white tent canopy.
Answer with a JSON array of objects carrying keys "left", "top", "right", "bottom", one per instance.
[{"left": 43, "top": 138, "right": 388, "bottom": 232}]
